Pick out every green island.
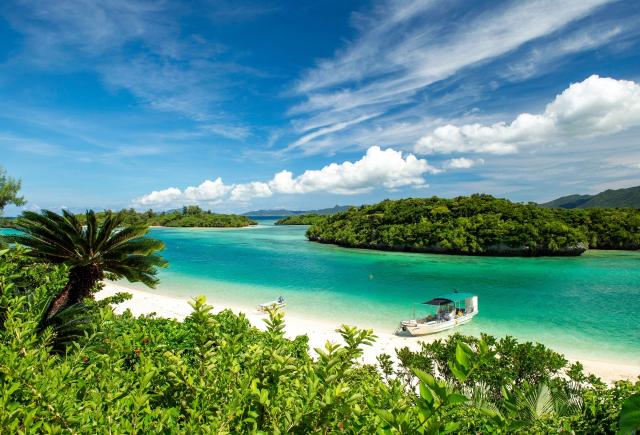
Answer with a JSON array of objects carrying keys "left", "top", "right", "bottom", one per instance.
[
  {"left": 275, "top": 213, "right": 327, "bottom": 225},
  {"left": 306, "top": 195, "right": 640, "bottom": 256},
  {"left": 86, "top": 205, "right": 255, "bottom": 228},
  {"left": 1, "top": 206, "right": 255, "bottom": 229}
]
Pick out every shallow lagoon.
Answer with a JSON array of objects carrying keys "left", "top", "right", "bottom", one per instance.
[
  {"left": 3, "top": 222, "right": 639, "bottom": 363},
  {"left": 136, "top": 220, "right": 640, "bottom": 365}
]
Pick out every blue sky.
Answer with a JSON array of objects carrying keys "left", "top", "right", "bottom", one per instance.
[{"left": 1, "top": 0, "right": 639, "bottom": 214}]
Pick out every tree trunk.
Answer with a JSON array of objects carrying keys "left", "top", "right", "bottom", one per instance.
[{"left": 40, "top": 265, "right": 103, "bottom": 328}]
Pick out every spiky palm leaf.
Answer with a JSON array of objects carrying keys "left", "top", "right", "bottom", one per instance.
[
  {"left": 3, "top": 209, "right": 167, "bottom": 324},
  {"left": 515, "top": 382, "right": 582, "bottom": 422}
]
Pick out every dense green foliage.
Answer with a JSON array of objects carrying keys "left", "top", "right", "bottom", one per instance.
[
  {"left": 275, "top": 214, "right": 327, "bottom": 225},
  {"left": 0, "top": 247, "right": 638, "bottom": 433},
  {"left": 306, "top": 195, "right": 640, "bottom": 256},
  {"left": 0, "top": 167, "right": 25, "bottom": 215},
  {"left": 81, "top": 206, "right": 256, "bottom": 228},
  {"left": 4, "top": 210, "right": 167, "bottom": 324},
  {"left": 541, "top": 185, "right": 640, "bottom": 208},
  {"left": 0, "top": 217, "right": 17, "bottom": 229}
]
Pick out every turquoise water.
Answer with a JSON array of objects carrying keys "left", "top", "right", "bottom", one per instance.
[{"left": 3, "top": 223, "right": 640, "bottom": 363}]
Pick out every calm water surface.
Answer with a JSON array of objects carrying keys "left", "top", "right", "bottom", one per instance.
[
  {"left": 138, "top": 220, "right": 640, "bottom": 364},
  {"left": 4, "top": 222, "right": 640, "bottom": 363}
]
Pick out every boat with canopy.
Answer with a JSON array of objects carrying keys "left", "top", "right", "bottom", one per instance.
[
  {"left": 257, "top": 296, "right": 286, "bottom": 312},
  {"left": 398, "top": 292, "right": 478, "bottom": 336}
]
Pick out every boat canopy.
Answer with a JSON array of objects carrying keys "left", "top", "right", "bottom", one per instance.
[{"left": 422, "top": 292, "right": 475, "bottom": 305}]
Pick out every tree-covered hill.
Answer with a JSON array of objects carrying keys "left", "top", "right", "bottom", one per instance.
[
  {"left": 275, "top": 214, "right": 327, "bottom": 225},
  {"left": 243, "top": 205, "right": 352, "bottom": 217},
  {"left": 541, "top": 185, "right": 640, "bottom": 208},
  {"left": 78, "top": 206, "right": 256, "bottom": 228},
  {"left": 306, "top": 195, "right": 640, "bottom": 256}
]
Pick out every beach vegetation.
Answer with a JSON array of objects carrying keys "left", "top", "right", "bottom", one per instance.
[
  {"left": 0, "top": 245, "right": 638, "bottom": 432},
  {"left": 306, "top": 195, "right": 640, "bottom": 256}
]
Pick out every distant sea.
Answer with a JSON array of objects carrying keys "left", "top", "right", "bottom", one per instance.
[{"left": 3, "top": 221, "right": 639, "bottom": 364}]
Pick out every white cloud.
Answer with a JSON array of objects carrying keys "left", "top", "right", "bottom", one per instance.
[
  {"left": 415, "top": 75, "right": 640, "bottom": 155},
  {"left": 290, "top": 113, "right": 380, "bottom": 150},
  {"left": 136, "top": 187, "right": 182, "bottom": 206},
  {"left": 287, "top": 0, "right": 615, "bottom": 154},
  {"left": 229, "top": 182, "right": 272, "bottom": 202},
  {"left": 445, "top": 158, "right": 484, "bottom": 169},
  {"left": 184, "top": 178, "right": 230, "bottom": 201},
  {"left": 270, "top": 146, "right": 437, "bottom": 194},
  {"left": 133, "top": 146, "right": 437, "bottom": 206}
]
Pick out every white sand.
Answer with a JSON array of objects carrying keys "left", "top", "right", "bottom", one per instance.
[{"left": 97, "top": 283, "right": 640, "bottom": 383}]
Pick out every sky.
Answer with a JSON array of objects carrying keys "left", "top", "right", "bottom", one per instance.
[{"left": 1, "top": 0, "right": 639, "bottom": 214}]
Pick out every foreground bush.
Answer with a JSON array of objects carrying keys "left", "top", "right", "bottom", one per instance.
[{"left": 0, "top": 248, "right": 638, "bottom": 433}]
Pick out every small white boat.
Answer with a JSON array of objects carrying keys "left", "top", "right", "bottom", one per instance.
[
  {"left": 258, "top": 296, "right": 286, "bottom": 312},
  {"left": 398, "top": 292, "right": 478, "bottom": 336}
]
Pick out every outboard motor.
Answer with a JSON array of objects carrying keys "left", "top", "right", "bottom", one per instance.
[{"left": 465, "top": 296, "right": 478, "bottom": 314}]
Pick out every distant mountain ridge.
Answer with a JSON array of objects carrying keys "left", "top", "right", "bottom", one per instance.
[
  {"left": 243, "top": 205, "right": 352, "bottom": 217},
  {"left": 541, "top": 186, "right": 640, "bottom": 209}
]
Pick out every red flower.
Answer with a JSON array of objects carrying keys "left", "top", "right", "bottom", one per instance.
[{"left": 134, "top": 348, "right": 141, "bottom": 355}]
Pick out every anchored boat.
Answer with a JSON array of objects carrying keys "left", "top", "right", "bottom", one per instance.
[
  {"left": 398, "top": 292, "right": 478, "bottom": 336},
  {"left": 258, "top": 296, "right": 286, "bottom": 312}
]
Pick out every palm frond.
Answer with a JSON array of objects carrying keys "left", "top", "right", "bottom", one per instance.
[{"left": 9, "top": 209, "right": 166, "bottom": 288}]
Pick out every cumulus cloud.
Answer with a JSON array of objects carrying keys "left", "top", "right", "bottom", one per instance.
[
  {"left": 272, "top": 146, "right": 437, "bottom": 194},
  {"left": 229, "top": 182, "right": 272, "bottom": 202},
  {"left": 136, "top": 187, "right": 182, "bottom": 206},
  {"left": 184, "top": 178, "right": 230, "bottom": 201},
  {"left": 444, "top": 158, "right": 484, "bottom": 169},
  {"left": 133, "top": 146, "right": 437, "bottom": 206},
  {"left": 415, "top": 75, "right": 640, "bottom": 155}
]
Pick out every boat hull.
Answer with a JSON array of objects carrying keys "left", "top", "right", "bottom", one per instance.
[
  {"left": 399, "top": 311, "right": 478, "bottom": 336},
  {"left": 257, "top": 301, "right": 285, "bottom": 312}
]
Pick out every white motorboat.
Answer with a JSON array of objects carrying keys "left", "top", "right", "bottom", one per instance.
[
  {"left": 258, "top": 296, "right": 286, "bottom": 312},
  {"left": 398, "top": 292, "right": 478, "bottom": 336}
]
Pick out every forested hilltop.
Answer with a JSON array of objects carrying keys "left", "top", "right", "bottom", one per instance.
[
  {"left": 244, "top": 205, "right": 351, "bottom": 217},
  {"left": 78, "top": 206, "right": 256, "bottom": 228},
  {"left": 275, "top": 214, "right": 327, "bottom": 225},
  {"left": 306, "top": 195, "right": 640, "bottom": 257},
  {"left": 541, "top": 185, "right": 640, "bottom": 208}
]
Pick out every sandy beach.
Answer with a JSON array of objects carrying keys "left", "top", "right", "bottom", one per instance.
[{"left": 97, "top": 282, "right": 640, "bottom": 383}]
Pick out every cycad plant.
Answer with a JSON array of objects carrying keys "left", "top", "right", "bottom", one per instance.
[{"left": 3, "top": 209, "right": 167, "bottom": 325}]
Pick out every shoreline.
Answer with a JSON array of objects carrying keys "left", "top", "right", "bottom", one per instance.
[
  {"left": 148, "top": 224, "right": 262, "bottom": 230},
  {"left": 97, "top": 282, "right": 640, "bottom": 383}
]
